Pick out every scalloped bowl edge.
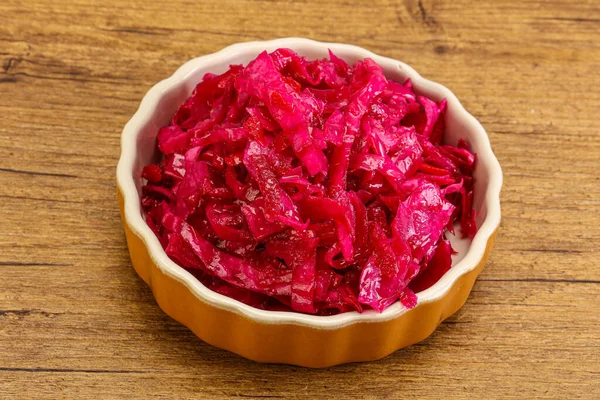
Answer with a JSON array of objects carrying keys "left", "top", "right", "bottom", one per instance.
[{"left": 116, "top": 37, "right": 502, "bottom": 367}]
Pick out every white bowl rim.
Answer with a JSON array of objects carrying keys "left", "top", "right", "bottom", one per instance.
[{"left": 117, "top": 37, "right": 502, "bottom": 330}]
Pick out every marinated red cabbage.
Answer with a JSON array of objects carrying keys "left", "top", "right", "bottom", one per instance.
[{"left": 140, "top": 49, "right": 477, "bottom": 315}]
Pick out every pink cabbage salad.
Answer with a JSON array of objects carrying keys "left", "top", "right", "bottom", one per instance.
[{"left": 140, "top": 49, "right": 477, "bottom": 315}]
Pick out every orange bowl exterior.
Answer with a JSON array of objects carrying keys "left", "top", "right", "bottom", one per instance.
[{"left": 118, "top": 188, "right": 496, "bottom": 368}]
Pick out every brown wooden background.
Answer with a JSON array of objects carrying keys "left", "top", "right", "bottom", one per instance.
[{"left": 1, "top": 0, "right": 599, "bottom": 398}]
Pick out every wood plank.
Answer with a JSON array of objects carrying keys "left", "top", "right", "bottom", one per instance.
[{"left": 1, "top": 0, "right": 599, "bottom": 398}]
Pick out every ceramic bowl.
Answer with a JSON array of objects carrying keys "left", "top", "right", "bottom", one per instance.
[{"left": 117, "top": 37, "right": 502, "bottom": 368}]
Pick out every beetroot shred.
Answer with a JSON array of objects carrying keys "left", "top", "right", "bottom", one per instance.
[{"left": 140, "top": 49, "right": 477, "bottom": 315}]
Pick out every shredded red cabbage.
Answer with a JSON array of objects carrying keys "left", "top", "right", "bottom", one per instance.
[{"left": 140, "top": 49, "right": 478, "bottom": 315}]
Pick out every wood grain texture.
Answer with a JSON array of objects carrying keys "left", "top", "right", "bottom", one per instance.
[{"left": 1, "top": 0, "right": 599, "bottom": 398}]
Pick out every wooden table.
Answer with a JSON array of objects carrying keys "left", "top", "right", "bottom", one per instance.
[{"left": 1, "top": 0, "right": 599, "bottom": 398}]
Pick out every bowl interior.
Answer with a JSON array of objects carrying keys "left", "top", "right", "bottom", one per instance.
[{"left": 121, "top": 39, "right": 501, "bottom": 326}]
